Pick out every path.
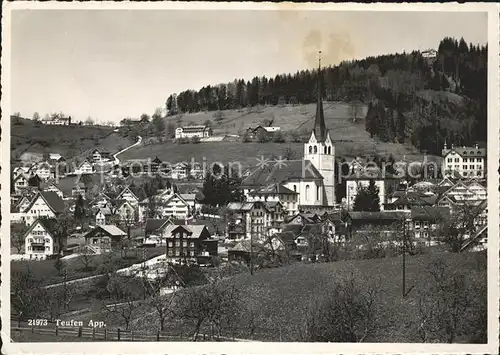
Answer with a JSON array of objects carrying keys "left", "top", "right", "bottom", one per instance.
[{"left": 113, "top": 135, "right": 142, "bottom": 165}]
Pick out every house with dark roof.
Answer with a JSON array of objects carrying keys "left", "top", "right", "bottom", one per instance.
[
  {"left": 163, "top": 224, "right": 217, "bottom": 262},
  {"left": 409, "top": 206, "right": 450, "bottom": 244},
  {"left": 22, "top": 191, "right": 66, "bottom": 225},
  {"left": 84, "top": 225, "right": 127, "bottom": 253}
]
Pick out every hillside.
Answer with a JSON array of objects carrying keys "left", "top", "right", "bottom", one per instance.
[
  {"left": 11, "top": 117, "right": 132, "bottom": 161},
  {"left": 127, "top": 252, "right": 485, "bottom": 342},
  {"left": 122, "top": 102, "right": 438, "bottom": 168}
]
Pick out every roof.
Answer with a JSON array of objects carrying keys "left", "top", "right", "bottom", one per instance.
[
  {"left": 179, "top": 125, "right": 209, "bottom": 131},
  {"left": 227, "top": 201, "right": 259, "bottom": 211},
  {"left": 179, "top": 193, "right": 196, "bottom": 201},
  {"left": 24, "top": 218, "right": 57, "bottom": 240},
  {"left": 313, "top": 65, "right": 327, "bottom": 143},
  {"left": 411, "top": 206, "right": 450, "bottom": 221},
  {"left": 96, "top": 225, "right": 127, "bottom": 236},
  {"left": 25, "top": 191, "right": 66, "bottom": 214},
  {"left": 262, "top": 126, "right": 281, "bottom": 132},
  {"left": 163, "top": 224, "right": 209, "bottom": 239},
  {"left": 249, "top": 184, "right": 298, "bottom": 195},
  {"left": 145, "top": 218, "right": 172, "bottom": 234},
  {"left": 241, "top": 159, "right": 323, "bottom": 188},
  {"left": 442, "top": 146, "right": 486, "bottom": 158},
  {"left": 348, "top": 211, "right": 410, "bottom": 221}
]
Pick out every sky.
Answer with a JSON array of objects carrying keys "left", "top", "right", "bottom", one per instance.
[{"left": 10, "top": 10, "right": 488, "bottom": 123}]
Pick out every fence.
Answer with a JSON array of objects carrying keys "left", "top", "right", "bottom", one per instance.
[{"left": 11, "top": 325, "right": 255, "bottom": 342}]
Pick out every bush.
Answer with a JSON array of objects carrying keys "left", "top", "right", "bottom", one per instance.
[
  {"left": 190, "top": 136, "right": 201, "bottom": 144},
  {"left": 273, "top": 131, "right": 286, "bottom": 143},
  {"left": 176, "top": 137, "right": 189, "bottom": 145}
]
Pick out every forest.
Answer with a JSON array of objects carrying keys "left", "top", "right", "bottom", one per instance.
[{"left": 165, "top": 37, "right": 487, "bottom": 156}]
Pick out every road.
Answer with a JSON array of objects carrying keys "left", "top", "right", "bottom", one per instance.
[{"left": 113, "top": 135, "right": 142, "bottom": 165}]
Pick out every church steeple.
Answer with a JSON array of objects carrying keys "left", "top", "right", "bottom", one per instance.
[{"left": 313, "top": 50, "right": 327, "bottom": 143}]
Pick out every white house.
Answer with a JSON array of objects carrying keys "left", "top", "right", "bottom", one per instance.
[
  {"left": 13, "top": 166, "right": 30, "bottom": 179},
  {"left": 175, "top": 125, "right": 212, "bottom": 139},
  {"left": 30, "top": 162, "right": 52, "bottom": 180},
  {"left": 170, "top": 162, "right": 190, "bottom": 180},
  {"left": 23, "top": 219, "right": 59, "bottom": 260},
  {"left": 13, "top": 174, "right": 29, "bottom": 194},
  {"left": 246, "top": 184, "right": 299, "bottom": 216},
  {"left": 41, "top": 115, "right": 71, "bottom": 126},
  {"left": 75, "top": 160, "right": 94, "bottom": 175},
  {"left": 441, "top": 144, "right": 486, "bottom": 179},
  {"left": 22, "top": 191, "right": 66, "bottom": 225},
  {"left": 95, "top": 207, "right": 112, "bottom": 226},
  {"left": 116, "top": 186, "right": 139, "bottom": 207}
]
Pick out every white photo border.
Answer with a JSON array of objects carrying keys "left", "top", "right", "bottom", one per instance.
[{"left": 1, "top": 2, "right": 499, "bottom": 354}]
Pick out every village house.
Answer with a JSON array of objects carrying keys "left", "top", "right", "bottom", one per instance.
[
  {"left": 30, "top": 161, "right": 52, "bottom": 181},
  {"left": 91, "top": 149, "right": 113, "bottom": 164},
  {"left": 83, "top": 225, "right": 127, "bottom": 253},
  {"left": 409, "top": 206, "right": 450, "bottom": 244},
  {"left": 23, "top": 218, "right": 61, "bottom": 260},
  {"left": 116, "top": 186, "right": 140, "bottom": 207},
  {"left": 163, "top": 224, "right": 218, "bottom": 262},
  {"left": 13, "top": 173, "right": 29, "bottom": 194},
  {"left": 175, "top": 125, "right": 212, "bottom": 139},
  {"left": 41, "top": 115, "right": 72, "bottom": 126},
  {"left": 226, "top": 201, "right": 286, "bottom": 240},
  {"left": 113, "top": 199, "right": 138, "bottom": 223},
  {"left": 22, "top": 191, "right": 66, "bottom": 225},
  {"left": 43, "top": 182, "right": 64, "bottom": 199},
  {"left": 246, "top": 183, "right": 299, "bottom": 216},
  {"left": 136, "top": 218, "right": 175, "bottom": 246},
  {"left": 13, "top": 166, "right": 30, "bottom": 179},
  {"left": 74, "top": 160, "right": 94, "bottom": 175},
  {"left": 441, "top": 143, "right": 486, "bottom": 179},
  {"left": 95, "top": 206, "right": 112, "bottom": 226}
]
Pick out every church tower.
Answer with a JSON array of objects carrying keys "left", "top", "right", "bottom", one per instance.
[{"left": 303, "top": 51, "right": 336, "bottom": 206}]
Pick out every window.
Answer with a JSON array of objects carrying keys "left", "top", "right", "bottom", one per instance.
[
  {"left": 190, "top": 251, "right": 195, "bottom": 256},
  {"left": 454, "top": 158, "right": 459, "bottom": 162},
  {"left": 314, "top": 146, "right": 317, "bottom": 153},
  {"left": 168, "top": 241, "right": 173, "bottom": 247},
  {"left": 183, "top": 241, "right": 187, "bottom": 247},
  {"left": 328, "top": 146, "right": 332, "bottom": 155},
  {"left": 463, "top": 158, "right": 468, "bottom": 163},
  {"left": 293, "top": 185, "right": 297, "bottom": 192},
  {"left": 324, "top": 146, "right": 327, "bottom": 154},
  {"left": 305, "top": 185, "right": 310, "bottom": 200},
  {"left": 308, "top": 146, "right": 312, "bottom": 154},
  {"left": 175, "top": 250, "right": 180, "bottom": 256},
  {"left": 175, "top": 241, "right": 180, "bottom": 247},
  {"left": 470, "top": 165, "right": 474, "bottom": 169},
  {"left": 447, "top": 158, "right": 452, "bottom": 162},
  {"left": 316, "top": 186, "right": 320, "bottom": 201},
  {"left": 190, "top": 242, "right": 194, "bottom": 247}
]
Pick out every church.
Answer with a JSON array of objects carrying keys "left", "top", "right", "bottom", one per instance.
[{"left": 241, "top": 56, "right": 337, "bottom": 212}]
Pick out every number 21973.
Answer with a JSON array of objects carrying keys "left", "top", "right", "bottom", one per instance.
[{"left": 28, "top": 319, "right": 48, "bottom": 326}]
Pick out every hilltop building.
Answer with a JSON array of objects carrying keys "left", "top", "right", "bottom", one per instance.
[{"left": 175, "top": 125, "right": 212, "bottom": 139}]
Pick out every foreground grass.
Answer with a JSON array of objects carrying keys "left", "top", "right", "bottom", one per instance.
[
  {"left": 127, "top": 251, "right": 485, "bottom": 342},
  {"left": 11, "top": 247, "right": 165, "bottom": 286}
]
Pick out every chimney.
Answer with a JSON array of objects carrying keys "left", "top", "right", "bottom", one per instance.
[{"left": 475, "top": 143, "right": 479, "bottom": 149}]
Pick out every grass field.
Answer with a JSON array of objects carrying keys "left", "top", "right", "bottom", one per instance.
[
  {"left": 126, "top": 251, "right": 485, "bottom": 342},
  {"left": 11, "top": 247, "right": 166, "bottom": 286},
  {"left": 122, "top": 102, "right": 437, "bottom": 168},
  {"left": 11, "top": 118, "right": 131, "bottom": 160}
]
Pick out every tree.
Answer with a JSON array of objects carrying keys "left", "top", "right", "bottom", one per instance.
[
  {"left": 174, "top": 281, "right": 241, "bottom": 341},
  {"left": 140, "top": 113, "right": 151, "bottom": 123},
  {"left": 440, "top": 201, "right": 483, "bottom": 252},
  {"left": 272, "top": 131, "right": 286, "bottom": 143},
  {"left": 349, "top": 100, "right": 364, "bottom": 123},
  {"left": 166, "top": 121, "right": 176, "bottom": 139},
  {"left": 353, "top": 180, "right": 380, "bottom": 212},
  {"left": 79, "top": 247, "right": 94, "bottom": 271},
  {"left": 85, "top": 116, "right": 95, "bottom": 126},
  {"left": 12, "top": 268, "right": 47, "bottom": 321},
  {"left": 74, "top": 194, "right": 86, "bottom": 221},
  {"left": 152, "top": 115, "right": 166, "bottom": 140},
  {"left": 11, "top": 223, "right": 28, "bottom": 254},
  {"left": 415, "top": 258, "right": 486, "bottom": 343},
  {"left": 104, "top": 274, "right": 142, "bottom": 331},
  {"left": 32, "top": 112, "right": 40, "bottom": 121},
  {"left": 304, "top": 272, "right": 382, "bottom": 342}
]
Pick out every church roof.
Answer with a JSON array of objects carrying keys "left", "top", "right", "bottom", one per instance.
[
  {"left": 241, "top": 160, "right": 323, "bottom": 188},
  {"left": 313, "top": 61, "right": 328, "bottom": 143}
]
